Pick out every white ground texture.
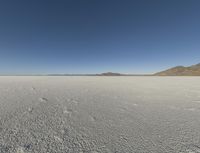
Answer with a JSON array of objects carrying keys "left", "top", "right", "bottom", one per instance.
[{"left": 0, "top": 76, "right": 200, "bottom": 153}]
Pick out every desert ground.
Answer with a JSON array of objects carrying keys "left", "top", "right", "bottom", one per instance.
[{"left": 0, "top": 76, "right": 200, "bottom": 153}]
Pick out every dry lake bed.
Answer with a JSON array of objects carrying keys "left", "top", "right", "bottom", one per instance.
[{"left": 0, "top": 76, "right": 200, "bottom": 153}]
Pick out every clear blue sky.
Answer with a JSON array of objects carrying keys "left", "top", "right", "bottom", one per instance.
[{"left": 0, "top": 0, "right": 200, "bottom": 74}]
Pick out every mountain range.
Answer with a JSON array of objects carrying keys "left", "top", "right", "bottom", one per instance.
[
  {"left": 154, "top": 63, "right": 200, "bottom": 76},
  {"left": 21, "top": 63, "right": 200, "bottom": 76}
]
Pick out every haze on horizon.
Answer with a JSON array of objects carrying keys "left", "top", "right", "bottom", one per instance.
[{"left": 0, "top": 0, "right": 200, "bottom": 75}]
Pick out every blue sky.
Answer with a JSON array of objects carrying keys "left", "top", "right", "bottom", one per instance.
[{"left": 0, "top": 0, "right": 200, "bottom": 74}]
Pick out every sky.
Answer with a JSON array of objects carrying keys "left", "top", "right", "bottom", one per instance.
[{"left": 0, "top": 0, "right": 200, "bottom": 74}]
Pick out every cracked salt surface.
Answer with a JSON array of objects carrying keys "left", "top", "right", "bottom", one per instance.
[{"left": 0, "top": 76, "right": 200, "bottom": 153}]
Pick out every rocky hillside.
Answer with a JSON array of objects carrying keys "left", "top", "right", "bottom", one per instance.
[{"left": 155, "top": 63, "right": 200, "bottom": 76}]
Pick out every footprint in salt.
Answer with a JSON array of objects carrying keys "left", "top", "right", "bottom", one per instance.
[
  {"left": 63, "top": 107, "right": 73, "bottom": 116},
  {"left": 54, "top": 136, "right": 63, "bottom": 143},
  {"left": 16, "top": 147, "right": 25, "bottom": 153},
  {"left": 89, "top": 115, "right": 97, "bottom": 122},
  {"left": 39, "top": 97, "right": 48, "bottom": 103},
  {"left": 28, "top": 107, "right": 33, "bottom": 113},
  {"left": 70, "top": 98, "right": 79, "bottom": 105},
  {"left": 30, "top": 87, "right": 36, "bottom": 91}
]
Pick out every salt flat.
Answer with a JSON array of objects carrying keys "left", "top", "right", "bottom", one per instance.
[{"left": 0, "top": 76, "right": 200, "bottom": 153}]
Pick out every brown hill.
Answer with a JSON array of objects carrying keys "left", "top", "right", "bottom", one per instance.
[{"left": 155, "top": 63, "right": 200, "bottom": 76}]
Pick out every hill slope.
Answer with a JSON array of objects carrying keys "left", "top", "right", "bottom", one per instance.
[{"left": 155, "top": 63, "right": 200, "bottom": 76}]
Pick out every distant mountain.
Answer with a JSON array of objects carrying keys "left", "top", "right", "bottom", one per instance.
[
  {"left": 47, "top": 72, "right": 123, "bottom": 76},
  {"left": 99, "top": 72, "right": 123, "bottom": 76},
  {"left": 155, "top": 63, "right": 200, "bottom": 76}
]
